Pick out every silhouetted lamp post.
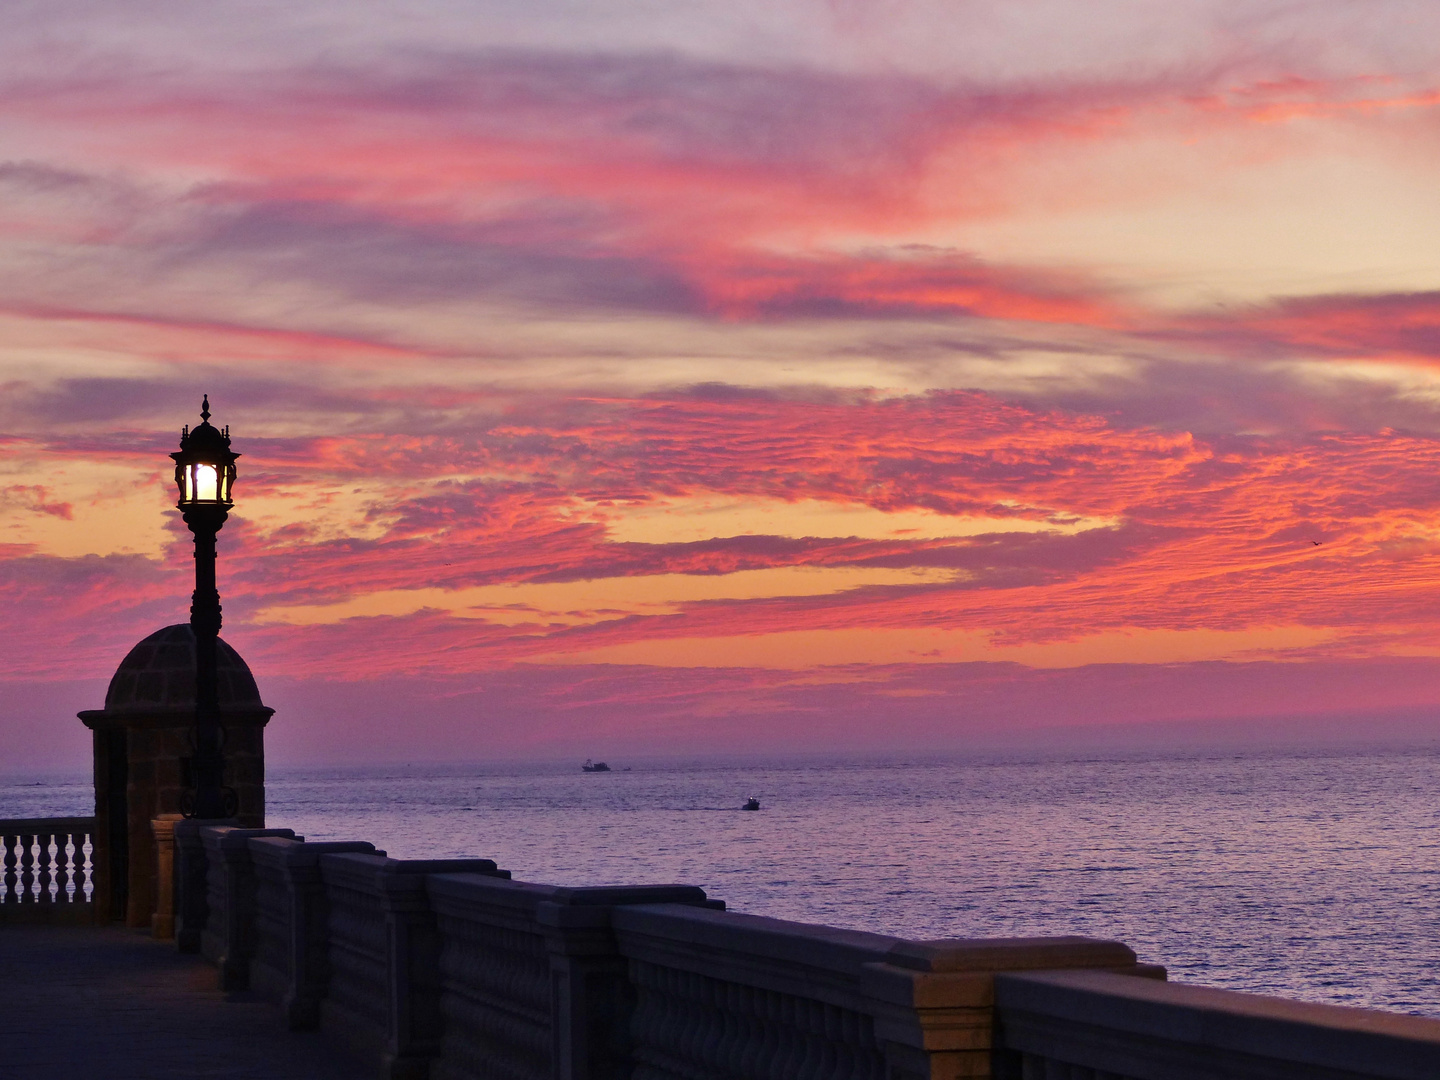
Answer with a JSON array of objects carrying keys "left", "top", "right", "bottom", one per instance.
[{"left": 172, "top": 395, "right": 240, "bottom": 819}]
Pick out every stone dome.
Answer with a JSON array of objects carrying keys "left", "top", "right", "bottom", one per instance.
[{"left": 100, "top": 623, "right": 264, "bottom": 712}]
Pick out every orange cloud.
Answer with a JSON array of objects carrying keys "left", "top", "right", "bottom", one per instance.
[{"left": 12, "top": 387, "right": 1440, "bottom": 690}]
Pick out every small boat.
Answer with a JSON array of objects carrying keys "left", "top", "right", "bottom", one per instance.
[
  {"left": 582, "top": 759, "right": 611, "bottom": 772},
  {"left": 742, "top": 797, "right": 760, "bottom": 811}
]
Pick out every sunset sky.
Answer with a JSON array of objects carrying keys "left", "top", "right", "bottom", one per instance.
[{"left": 6, "top": 0, "right": 1440, "bottom": 766}]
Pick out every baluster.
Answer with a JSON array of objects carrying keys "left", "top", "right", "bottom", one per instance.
[
  {"left": 687, "top": 974, "right": 709, "bottom": 1075},
  {"left": 758, "top": 987, "right": 784, "bottom": 1079},
  {"left": 55, "top": 831, "right": 71, "bottom": 903},
  {"left": 675, "top": 969, "right": 701, "bottom": 1068},
  {"left": 73, "top": 831, "right": 90, "bottom": 903},
  {"left": 37, "top": 831, "right": 55, "bottom": 903},
  {"left": 731, "top": 982, "right": 757, "bottom": 1078},
  {"left": 19, "top": 833, "right": 36, "bottom": 903},
  {"left": 2, "top": 834, "right": 15, "bottom": 903},
  {"left": 784, "top": 998, "right": 806, "bottom": 1080},
  {"left": 629, "top": 965, "right": 659, "bottom": 1066},
  {"left": 838, "top": 1008, "right": 866, "bottom": 1080},
  {"left": 790, "top": 999, "right": 820, "bottom": 1080},
  {"left": 661, "top": 966, "right": 689, "bottom": 1068},
  {"left": 698, "top": 971, "right": 725, "bottom": 1071},
  {"left": 812, "top": 1007, "right": 840, "bottom": 1080}
]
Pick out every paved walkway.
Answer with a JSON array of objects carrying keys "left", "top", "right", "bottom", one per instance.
[{"left": 0, "top": 925, "right": 358, "bottom": 1079}]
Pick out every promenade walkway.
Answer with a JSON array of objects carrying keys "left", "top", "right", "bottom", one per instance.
[{"left": 0, "top": 925, "right": 356, "bottom": 1080}]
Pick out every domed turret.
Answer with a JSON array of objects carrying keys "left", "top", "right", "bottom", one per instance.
[
  {"left": 100, "top": 624, "right": 263, "bottom": 713},
  {"left": 79, "top": 624, "right": 272, "bottom": 928}
]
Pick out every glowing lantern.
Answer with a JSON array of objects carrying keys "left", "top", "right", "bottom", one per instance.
[{"left": 171, "top": 395, "right": 238, "bottom": 508}]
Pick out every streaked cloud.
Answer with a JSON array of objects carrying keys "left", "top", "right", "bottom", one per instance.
[{"left": 6, "top": 0, "right": 1440, "bottom": 758}]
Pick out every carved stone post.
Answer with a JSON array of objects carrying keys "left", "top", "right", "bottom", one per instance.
[
  {"left": 537, "top": 887, "right": 716, "bottom": 1080},
  {"left": 540, "top": 901, "right": 629, "bottom": 1080},
  {"left": 425, "top": 874, "right": 715, "bottom": 1080},
  {"left": 318, "top": 854, "right": 510, "bottom": 1080},
  {"left": 174, "top": 817, "right": 236, "bottom": 952},
  {"left": 200, "top": 825, "right": 297, "bottom": 990},
  {"left": 248, "top": 837, "right": 380, "bottom": 1030},
  {"left": 861, "top": 938, "right": 1164, "bottom": 1079},
  {"left": 378, "top": 870, "right": 445, "bottom": 1080}
]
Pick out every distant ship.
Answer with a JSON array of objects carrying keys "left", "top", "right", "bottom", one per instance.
[
  {"left": 582, "top": 759, "right": 611, "bottom": 772},
  {"left": 742, "top": 797, "right": 760, "bottom": 811}
]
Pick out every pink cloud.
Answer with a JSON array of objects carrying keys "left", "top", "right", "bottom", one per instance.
[
  {"left": 1, "top": 484, "right": 73, "bottom": 520},
  {"left": 1168, "top": 292, "right": 1440, "bottom": 364},
  {"left": 11, "top": 49, "right": 1431, "bottom": 336},
  {"left": 7, "top": 24, "right": 1440, "bottom": 763}
]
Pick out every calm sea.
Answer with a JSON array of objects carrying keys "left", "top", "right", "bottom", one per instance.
[{"left": 6, "top": 746, "right": 1439, "bottom": 1016}]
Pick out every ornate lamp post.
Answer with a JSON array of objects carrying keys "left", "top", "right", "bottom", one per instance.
[{"left": 171, "top": 395, "right": 240, "bottom": 819}]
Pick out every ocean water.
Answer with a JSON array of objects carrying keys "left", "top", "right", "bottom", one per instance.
[{"left": 5, "top": 747, "right": 1439, "bottom": 1016}]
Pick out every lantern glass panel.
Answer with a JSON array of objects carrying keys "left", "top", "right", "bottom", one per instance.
[{"left": 194, "top": 464, "right": 219, "bottom": 502}]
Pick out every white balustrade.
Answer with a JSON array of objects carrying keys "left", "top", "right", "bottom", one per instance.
[{"left": 0, "top": 818, "right": 94, "bottom": 913}]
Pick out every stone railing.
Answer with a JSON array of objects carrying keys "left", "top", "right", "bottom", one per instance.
[
  {"left": 426, "top": 873, "right": 716, "bottom": 1080},
  {"left": 248, "top": 835, "right": 382, "bottom": 1028},
  {"left": 993, "top": 967, "right": 1440, "bottom": 1080},
  {"left": 168, "top": 822, "right": 1440, "bottom": 1080},
  {"left": 0, "top": 816, "right": 95, "bottom": 923},
  {"left": 614, "top": 904, "right": 1151, "bottom": 1080},
  {"left": 316, "top": 851, "right": 512, "bottom": 1076},
  {"left": 198, "top": 825, "right": 300, "bottom": 987}
]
